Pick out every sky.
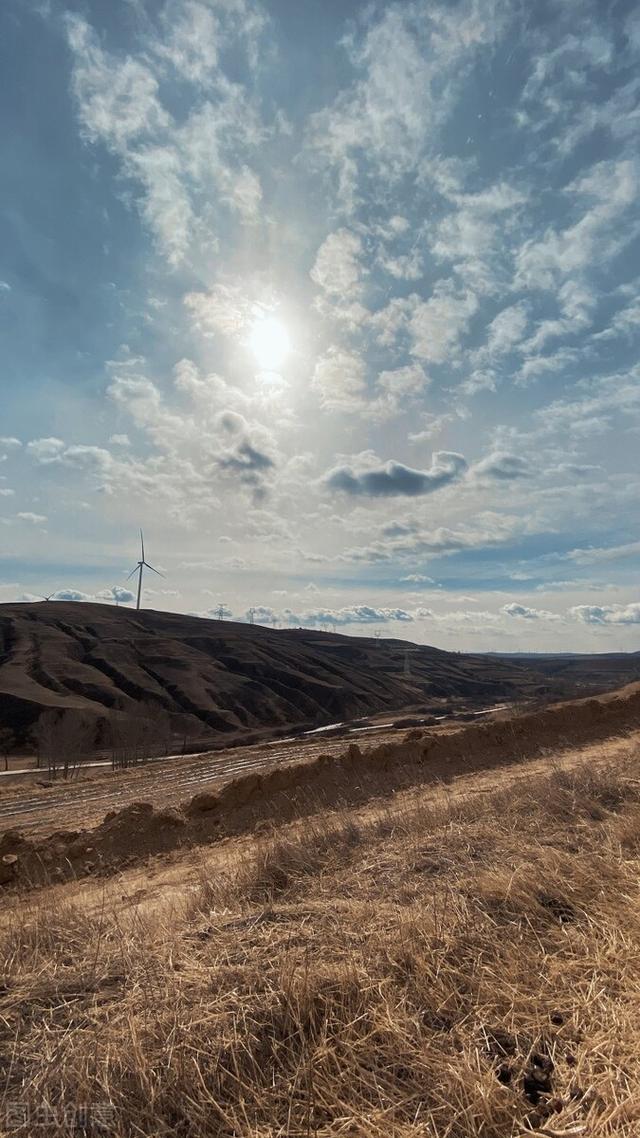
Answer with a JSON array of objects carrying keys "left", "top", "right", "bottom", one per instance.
[{"left": 1, "top": 0, "right": 639, "bottom": 652}]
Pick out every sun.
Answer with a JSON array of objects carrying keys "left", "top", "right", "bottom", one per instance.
[{"left": 248, "top": 314, "right": 290, "bottom": 371}]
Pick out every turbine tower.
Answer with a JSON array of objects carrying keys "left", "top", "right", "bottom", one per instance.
[{"left": 127, "top": 530, "right": 164, "bottom": 611}]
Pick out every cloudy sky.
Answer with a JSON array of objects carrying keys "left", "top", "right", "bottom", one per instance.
[{"left": 1, "top": 0, "right": 639, "bottom": 650}]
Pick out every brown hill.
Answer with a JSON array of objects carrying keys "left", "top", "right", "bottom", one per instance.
[
  {"left": 0, "top": 602, "right": 547, "bottom": 749},
  {"left": 1, "top": 603, "right": 639, "bottom": 752}
]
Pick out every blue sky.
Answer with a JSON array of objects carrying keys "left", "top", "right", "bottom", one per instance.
[{"left": 1, "top": 0, "right": 639, "bottom": 650}]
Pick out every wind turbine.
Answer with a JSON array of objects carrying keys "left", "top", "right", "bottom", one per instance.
[{"left": 127, "top": 530, "right": 164, "bottom": 611}]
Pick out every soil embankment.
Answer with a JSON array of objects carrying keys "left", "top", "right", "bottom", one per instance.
[{"left": 3, "top": 683, "right": 639, "bottom": 889}]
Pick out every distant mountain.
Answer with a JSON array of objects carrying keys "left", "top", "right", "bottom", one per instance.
[
  {"left": 489, "top": 651, "right": 640, "bottom": 689},
  {"left": 1, "top": 603, "right": 638, "bottom": 751}
]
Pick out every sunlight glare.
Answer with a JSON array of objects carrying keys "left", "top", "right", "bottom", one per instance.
[{"left": 248, "top": 314, "right": 290, "bottom": 371}]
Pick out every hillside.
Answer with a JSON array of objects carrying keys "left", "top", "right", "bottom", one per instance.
[{"left": 0, "top": 602, "right": 564, "bottom": 749}]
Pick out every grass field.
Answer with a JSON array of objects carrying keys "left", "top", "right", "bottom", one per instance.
[{"left": 2, "top": 730, "right": 640, "bottom": 1136}]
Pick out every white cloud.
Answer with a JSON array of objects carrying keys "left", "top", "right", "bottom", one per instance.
[
  {"left": 522, "top": 281, "right": 595, "bottom": 354},
  {"left": 306, "top": 0, "right": 505, "bottom": 211},
  {"left": 153, "top": 0, "right": 222, "bottom": 85},
  {"left": 592, "top": 293, "right": 640, "bottom": 343},
  {"left": 185, "top": 284, "right": 248, "bottom": 337},
  {"left": 408, "top": 412, "right": 458, "bottom": 442},
  {"left": 486, "top": 302, "right": 528, "bottom": 356},
  {"left": 310, "top": 229, "right": 364, "bottom": 297},
  {"left": 371, "top": 362, "right": 430, "bottom": 418},
  {"left": 471, "top": 453, "right": 529, "bottom": 481},
  {"left": 312, "top": 347, "right": 367, "bottom": 412},
  {"left": 66, "top": 9, "right": 266, "bottom": 265},
  {"left": 562, "top": 540, "right": 640, "bottom": 566},
  {"left": 516, "top": 347, "right": 579, "bottom": 387},
  {"left": 502, "top": 602, "right": 559, "bottom": 621},
  {"left": 371, "top": 282, "right": 477, "bottom": 364},
  {"left": 27, "top": 437, "right": 65, "bottom": 464},
  {"left": 380, "top": 250, "right": 424, "bottom": 280},
  {"left": 515, "top": 159, "right": 638, "bottom": 291},
  {"left": 17, "top": 512, "right": 47, "bottom": 524},
  {"left": 569, "top": 603, "right": 640, "bottom": 626},
  {"left": 96, "top": 585, "right": 136, "bottom": 605},
  {"left": 410, "top": 282, "right": 478, "bottom": 364},
  {"left": 300, "top": 605, "right": 414, "bottom": 626}
]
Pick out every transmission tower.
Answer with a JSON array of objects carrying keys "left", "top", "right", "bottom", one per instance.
[
  {"left": 403, "top": 647, "right": 420, "bottom": 678},
  {"left": 248, "top": 607, "right": 256, "bottom": 624}
]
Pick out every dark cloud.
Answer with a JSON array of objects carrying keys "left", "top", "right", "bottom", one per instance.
[
  {"left": 324, "top": 452, "right": 467, "bottom": 497},
  {"left": 218, "top": 440, "right": 275, "bottom": 475},
  {"left": 216, "top": 410, "right": 277, "bottom": 498}
]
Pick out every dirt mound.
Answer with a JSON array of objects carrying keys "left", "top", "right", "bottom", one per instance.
[{"left": 4, "top": 685, "right": 640, "bottom": 890}]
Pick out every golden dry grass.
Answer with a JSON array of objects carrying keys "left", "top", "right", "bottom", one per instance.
[{"left": 2, "top": 744, "right": 640, "bottom": 1136}]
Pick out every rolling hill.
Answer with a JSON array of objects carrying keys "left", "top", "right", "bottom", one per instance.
[{"left": 1, "top": 602, "right": 639, "bottom": 751}]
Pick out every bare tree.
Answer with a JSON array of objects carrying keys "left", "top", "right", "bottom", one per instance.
[
  {"left": 32, "top": 712, "right": 93, "bottom": 780},
  {"left": 0, "top": 727, "right": 14, "bottom": 773},
  {"left": 109, "top": 704, "right": 173, "bottom": 770}
]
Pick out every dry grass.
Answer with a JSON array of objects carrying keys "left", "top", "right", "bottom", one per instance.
[{"left": 2, "top": 750, "right": 640, "bottom": 1136}]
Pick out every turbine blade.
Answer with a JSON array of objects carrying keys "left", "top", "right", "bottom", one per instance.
[
  {"left": 140, "top": 528, "right": 145, "bottom": 562},
  {"left": 126, "top": 565, "right": 139, "bottom": 580},
  {"left": 143, "top": 561, "right": 165, "bottom": 577}
]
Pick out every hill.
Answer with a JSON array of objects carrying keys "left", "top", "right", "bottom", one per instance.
[
  {"left": 2, "top": 602, "right": 639, "bottom": 752},
  {"left": 491, "top": 650, "right": 640, "bottom": 691},
  {"left": 0, "top": 602, "right": 548, "bottom": 750}
]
